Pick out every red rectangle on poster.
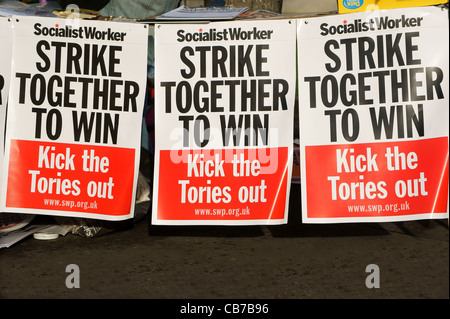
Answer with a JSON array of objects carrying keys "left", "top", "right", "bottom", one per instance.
[{"left": 156, "top": 147, "right": 289, "bottom": 221}]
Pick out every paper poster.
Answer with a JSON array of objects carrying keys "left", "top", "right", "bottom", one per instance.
[
  {"left": 0, "top": 18, "right": 13, "bottom": 187},
  {"left": 297, "top": 6, "right": 449, "bottom": 223},
  {"left": 153, "top": 20, "right": 296, "bottom": 225},
  {"left": 1, "top": 16, "right": 148, "bottom": 220}
]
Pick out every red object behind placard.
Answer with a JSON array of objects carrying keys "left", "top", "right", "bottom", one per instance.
[{"left": 6, "top": 139, "right": 135, "bottom": 217}]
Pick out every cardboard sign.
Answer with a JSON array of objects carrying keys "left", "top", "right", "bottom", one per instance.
[
  {"left": 153, "top": 20, "right": 297, "bottom": 225},
  {"left": 1, "top": 17, "right": 148, "bottom": 220},
  {"left": 297, "top": 7, "right": 449, "bottom": 223}
]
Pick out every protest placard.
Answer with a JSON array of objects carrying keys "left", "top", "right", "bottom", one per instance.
[
  {"left": 297, "top": 6, "right": 449, "bottom": 223},
  {"left": 153, "top": 20, "right": 296, "bottom": 225},
  {"left": 0, "top": 16, "right": 148, "bottom": 220},
  {"left": 0, "top": 18, "right": 12, "bottom": 186}
]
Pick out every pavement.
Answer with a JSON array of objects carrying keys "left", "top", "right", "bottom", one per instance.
[{"left": 0, "top": 184, "right": 448, "bottom": 303}]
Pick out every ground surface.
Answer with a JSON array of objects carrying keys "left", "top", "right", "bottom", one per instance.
[{"left": 0, "top": 185, "right": 448, "bottom": 301}]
